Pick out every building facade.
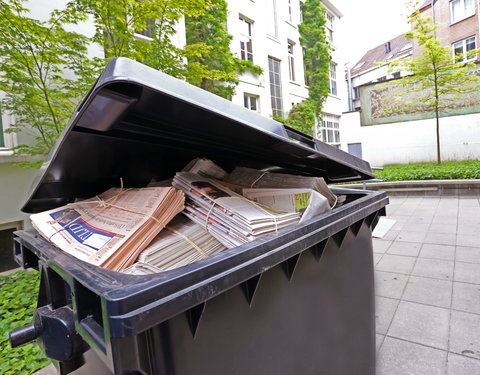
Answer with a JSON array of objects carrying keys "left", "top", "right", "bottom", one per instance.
[
  {"left": 340, "top": 0, "right": 480, "bottom": 165},
  {"left": 0, "top": 0, "right": 346, "bottom": 270}
]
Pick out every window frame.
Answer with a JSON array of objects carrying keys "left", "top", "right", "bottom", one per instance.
[
  {"left": 268, "top": 56, "right": 284, "bottom": 118},
  {"left": 329, "top": 62, "right": 338, "bottom": 96},
  {"left": 450, "top": 0, "right": 475, "bottom": 24},
  {"left": 319, "top": 114, "right": 341, "bottom": 148},
  {"left": 239, "top": 16, "right": 254, "bottom": 62},
  {"left": 288, "top": 41, "right": 296, "bottom": 82},
  {"left": 243, "top": 93, "right": 260, "bottom": 112},
  {"left": 452, "top": 35, "right": 477, "bottom": 62}
]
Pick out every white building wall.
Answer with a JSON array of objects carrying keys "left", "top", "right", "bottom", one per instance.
[{"left": 341, "top": 111, "right": 480, "bottom": 166}]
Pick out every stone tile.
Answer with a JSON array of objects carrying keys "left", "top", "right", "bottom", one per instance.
[
  {"left": 412, "top": 258, "right": 454, "bottom": 280},
  {"left": 373, "top": 253, "right": 383, "bottom": 266},
  {"left": 456, "top": 234, "right": 480, "bottom": 248},
  {"left": 407, "top": 216, "right": 434, "bottom": 225},
  {"left": 455, "top": 262, "right": 480, "bottom": 285},
  {"left": 403, "top": 276, "right": 452, "bottom": 309},
  {"left": 452, "top": 282, "right": 480, "bottom": 315},
  {"left": 456, "top": 246, "right": 480, "bottom": 264},
  {"left": 373, "top": 239, "right": 392, "bottom": 254},
  {"left": 32, "top": 365, "right": 57, "bottom": 375},
  {"left": 429, "top": 223, "right": 458, "bottom": 234},
  {"left": 382, "top": 229, "right": 400, "bottom": 241},
  {"left": 396, "top": 230, "right": 427, "bottom": 243},
  {"left": 419, "top": 243, "right": 456, "bottom": 261},
  {"left": 375, "top": 296, "right": 399, "bottom": 335},
  {"left": 447, "top": 353, "right": 480, "bottom": 375},
  {"left": 450, "top": 310, "right": 480, "bottom": 360},
  {"left": 387, "top": 241, "right": 421, "bottom": 257},
  {"left": 402, "top": 223, "right": 431, "bottom": 232},
  {"left": 457, "top": 224, "right": 480, "bottom": 235},
  {"left": 377, "top": 337, "right": 447, "bottom": 375},
  {"left": 375, "top": 271, "right": 409, "bottom": 299},
  {"left": 376, "top": 254, "right": 417, "bottom": 275},
  {"left": 431, "top": 216, "right": 458, "bottom": 225},
  {"left": 424, "top": 232, "right": 457, "bottom": 246},
  {"left": 388, "top": 301, "right": 450, "bottom": 350},
  {"left": 376, "top": 334, "right": 385, "bottom": 353}
]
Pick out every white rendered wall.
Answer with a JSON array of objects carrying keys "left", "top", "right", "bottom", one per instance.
[{"left": 340, "top": 111, "right": 480, "bottom": 166}]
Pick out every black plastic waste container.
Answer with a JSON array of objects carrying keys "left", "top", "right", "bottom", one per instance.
[{"left": 10, "top": 58, "right": 388, "bottom": 375}]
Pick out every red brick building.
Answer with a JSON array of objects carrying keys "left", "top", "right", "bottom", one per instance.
[{"left": 418, "top": 0, "right": 479, "bottom": 61}]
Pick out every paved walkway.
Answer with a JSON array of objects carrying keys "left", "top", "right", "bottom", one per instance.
[{"left": 374, "top": 195, "right": 480, "bottom": 374}]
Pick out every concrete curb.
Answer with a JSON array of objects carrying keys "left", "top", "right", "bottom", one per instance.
[{"left": 334, "top": 179, "right": 480, "bottom": 197}]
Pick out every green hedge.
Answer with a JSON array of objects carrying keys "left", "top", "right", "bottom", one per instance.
[
  {"left": 374, "top": 160, "right": 480, "bottom": 182},
  {"left": 0, "top": 270, "right": 51, "bottom": 375}
]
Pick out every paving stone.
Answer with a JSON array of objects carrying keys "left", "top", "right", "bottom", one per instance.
[
  {"left": 387, "top": 241, "right": 421, "bottom": 257},
  {"left": 424, "top": 232, "right": 457, "bottom": 246},
  {"left": 382, "top": 229, "right": 400, "bottom": 241},
  {"left": 373, "top": 239, "right": 392, "bottom": 254},
  {"left": 388, "top": 301, "right": 450, "bottom": 350},
  {"left": 457, "top": 224, "right": 480, "bottom": 235},
  {"left": 447, "top": 353, "right": 480, "bottom": 375},
  {"left": 396, "top": 230, "right": 427, "bottom": 243},
  {"left": 375, "top": 271, "right": 409, "bottom": 299},
  {"left": 403, "top": 276, "right": 452, "bottom": 309},
  {"left": 376, "top": 334, "right": 385, "bottom": 353},
  {"left": 375, "top": 296, "right": 399, "bottom": 335},
  {"left": 376, "top": 337, "right": 447, "bottom": 375},
  {"left": 429, "top": 223, "right": 458, "bottom": 234},
  {"left": 456, "top": 234, "right": 480, "bottom": 248},
  {"left": 456, "top": 246, "right": 480, "bottom": 264},
  {"left": 373, "top": 253, "right": 383, "bottom": 266},
  {"left": 376, "top": 254, "right": 417, "bottom": 275},
  {"left": 419, "top": 243, "right": 455, "bottom": 261},
  {"left": 450, "top": 310, "right": 480, "bottom": 360},
  {"left": 454, "top": 262, "right": 480, "bottom": 285},
  {"left": 412, "top": 258, "right": 454, "bottom": 280},
  {"left": 402, "top": 223, "right": 431, "bottom": 232},
  {"left": 431, "top": 216, "right": 458, "bottom": 225},
  {"left": 452, "top": 282, "right": 480, "bottom": 315}
]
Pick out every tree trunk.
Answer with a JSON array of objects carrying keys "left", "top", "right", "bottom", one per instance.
[{"left": 435, "top": 111, "right": 441, "bottom": 164}]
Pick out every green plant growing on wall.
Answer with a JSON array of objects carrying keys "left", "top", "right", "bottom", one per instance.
[
  {"left": 383, "top": 1, "right": 480, "bottom": 164},
  {"left": 283, "top": 0, "right": 331, "bottom": 137},
  {"left": 0, "top": 0, "right": 99, "bottom": 168},
  {"left": 185, "top": 0, "right": 262, "bottom": 99}
]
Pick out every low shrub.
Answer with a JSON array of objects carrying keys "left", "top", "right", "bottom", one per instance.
[
  {"left": 0, "top": 270, "right": 51, "bottom": 375},
  {"left": 373, "top": 160, "right": 480, "bottom": 182}
]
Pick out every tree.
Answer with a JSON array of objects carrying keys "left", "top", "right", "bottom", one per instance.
[
  {"left": 0, "top": 0, "right": 99, "bottom": 168},
  {"left": 385, "top": 3, "right": 480, "bottom": 164},
  {"left": 71, "top": 0, "right": 211, "bottom": 78},
  {"left": 184, "top": 0, "right": 262, "bottom": 99},
  {"left": 283, "top": 0, "right": 331, "bottom": 137}
]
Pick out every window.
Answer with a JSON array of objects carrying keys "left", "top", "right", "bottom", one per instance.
[
  {"left": 353, "top": 87, "right": 360, "bottom": 99},
  {"left": 450, "top": 0, "right": 474, "bottom": 23},
  {"left": 135, "top": 18, "right": 155, "bottom": 39},
  {"left": 244, "top": 94, "right": 259, "bottom": 112},
  {"left": 326, "top": 13, "right": 334, "bottom": 43},
  {"left": 288, "top": 42, "right": 296, "bottom": 82},
  {"left": 287, "top": 0, "right": 293, "bottom": 22},
  {"left": 329, "top": 63, "right": 337, "bottom": 96},
  {"left": 268, "top": 57, "right": 284, "bottom": 117},
  {"left": 268, "top": 0, "right": 278, "bottom": 37},
  {"left": 453, "top": 36, "right": 476, "bottom": 62},
  {"left": 239, "top": 17, "right": 254, "bottom": 62},
  {"left": 392, "top": 72, "right": 401, "bottom": 79},
  {"left": 319, "top": 114, "right": 341, "bottom": 148}
]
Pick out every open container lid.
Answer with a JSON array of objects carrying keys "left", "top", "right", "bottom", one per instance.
[{"left": 23, "top": 57, "right": 374, "bottom": 213}]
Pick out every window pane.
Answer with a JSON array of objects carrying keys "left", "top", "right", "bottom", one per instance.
[
  {"left": 250, "top": 97, "right": 257, "bottom": 111},
  {"left": 452, "top": 0, "right": 461, "bottom": 22},
  {"left": 466, "top": 37, "right": 476, "bottom": 52}
]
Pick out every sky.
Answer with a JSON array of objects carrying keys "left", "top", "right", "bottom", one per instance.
[{"left": 335, "top": 0, "right": 412, "bottom": 65}]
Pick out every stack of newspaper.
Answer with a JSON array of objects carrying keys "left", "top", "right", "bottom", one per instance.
[
  {"left": 30, "top": 187, "right": 185, "bottom": 271},
  {"left": 225, "top": 167, "right": 343, "bottom": 208},
  {"left": 172, "top": 172, "right": 301, "bottom": 248},
  {"left": 135, "top": 215, "right": 226, "bottom": 271}
]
